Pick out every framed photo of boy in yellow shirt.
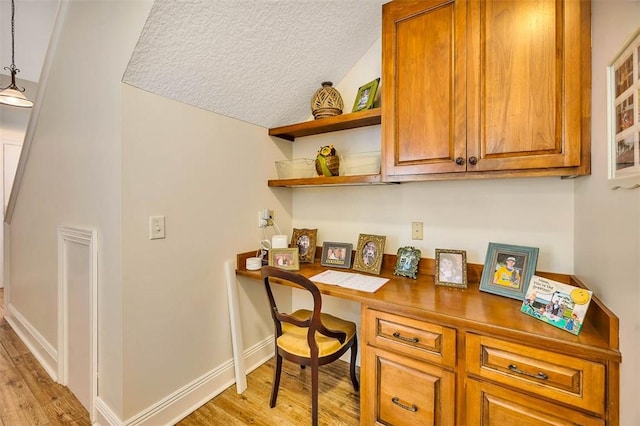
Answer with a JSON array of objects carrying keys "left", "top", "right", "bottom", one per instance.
[{"left": 479, "top": 242, "right": 539, "bottom": 301}]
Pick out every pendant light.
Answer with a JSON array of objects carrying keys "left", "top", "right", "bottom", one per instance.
[{"left": 0, "top": 0, "right": 33, "bottom": 108}]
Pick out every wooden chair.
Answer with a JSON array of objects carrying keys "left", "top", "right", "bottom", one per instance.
[{"left": 261, "top": 266, "right": 359, "bottom": 426}]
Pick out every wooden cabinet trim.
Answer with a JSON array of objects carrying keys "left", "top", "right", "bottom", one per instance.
[
  {"left": 466, "top": 333, "right": 606, "bottom": 415},
  {"left": 466, "top": 379, "right": 605, "bottom": 426},
  {"left": 365, "top": 308, "right": 456, "bottom": 368}
]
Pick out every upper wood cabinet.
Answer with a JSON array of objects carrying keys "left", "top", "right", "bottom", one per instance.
[{"left": 382, "top": 0, "right": 591, "bottom": 181}]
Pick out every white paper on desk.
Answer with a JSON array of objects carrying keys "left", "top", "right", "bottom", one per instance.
[{"left": 310, "top": 270, "right": 389, "bottom": 292}]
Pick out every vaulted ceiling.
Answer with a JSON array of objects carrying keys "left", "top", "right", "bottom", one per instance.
[{"left": 122, "top": 0, "right": 385, "bottom": 128}]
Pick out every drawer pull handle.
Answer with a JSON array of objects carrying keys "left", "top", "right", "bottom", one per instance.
[
  {"left": 392, "top": 397, "right": 418, "bottom": 412},
  {"left": 392, "top": 332, "right": 419, "bottom": 343},
  {"left": 508, "top": 364, "right": 549, "bottom": 380}
]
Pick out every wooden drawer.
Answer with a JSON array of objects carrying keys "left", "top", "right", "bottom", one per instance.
[
  {"left": 466, "top": 378, "right": 604, "bottom": 426},
  {"left": 364, "top": 308, "right": 456, "bottom": 368},
  {"left": 363, "top": 346, "right": 455, "bottom": 426},
  {"left": 466, "top": 334, "right": 606, "bottom": 415}
]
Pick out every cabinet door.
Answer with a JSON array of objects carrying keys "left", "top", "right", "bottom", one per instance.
[
  {"left": 466, "top": 0, "right": 590, "bottom": 173},
  {"left": 382, "top": 0, "right": 468, "bottom": 177},
  {"left": 361, "top": 346, "right": 455, "bottom": 426},
  {"left": 466, "top": 379, "right": 604, "bottom": 426}
]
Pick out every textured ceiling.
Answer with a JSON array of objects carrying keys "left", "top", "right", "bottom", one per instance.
[{"left": 123, "top": 0, "right": 385, "bottom": 128}]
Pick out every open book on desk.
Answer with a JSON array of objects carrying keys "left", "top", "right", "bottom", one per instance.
[{"left": 309, "top": 270, "right": 389, "bottom": 293}]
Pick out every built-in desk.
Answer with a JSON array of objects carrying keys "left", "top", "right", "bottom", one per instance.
[{"left": 235, "top": 250, "right": 621, "bottom": 425}]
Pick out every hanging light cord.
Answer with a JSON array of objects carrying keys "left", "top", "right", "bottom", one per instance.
[{"left": 2, "top": 0, "right": 25, "bottom": 92}]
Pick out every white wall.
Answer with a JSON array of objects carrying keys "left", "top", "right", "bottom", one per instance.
[
  {"left": 575, "top": 2, "right": 640, "bottom": 425},
  {"left": 0, "top": 79, "right": 35, "bottom": 289},
  {"left": 5, "top": 0, "right": 152, "bottom": 420},
  {"left": 121, "top": 85, "right": 292, "bottom": 420},
  {"left": 290, "top": 38, "right": 576, "bottom": 348}
]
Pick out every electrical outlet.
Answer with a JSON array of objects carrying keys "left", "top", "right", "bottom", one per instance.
[
  {"left": 258, "top": 208, "right": 273, "bottom": 227},
  {"left": 411, "top": 222, "right": 423, "bottom": 240}
]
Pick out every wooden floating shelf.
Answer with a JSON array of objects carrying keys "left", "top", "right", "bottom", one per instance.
[
  {"left": 268, "top": 174, "right": 391, "bottom": 187},
  {"left": 268, "top": 108, "right": 382, "bottom": 141}
]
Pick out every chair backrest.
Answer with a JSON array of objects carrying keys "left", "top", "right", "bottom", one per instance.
[{"left": 261, "top": 266, "right": 347, "bottom": 358}]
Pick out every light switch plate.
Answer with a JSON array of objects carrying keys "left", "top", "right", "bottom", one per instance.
[
  {"left": 149, "top": 216, "right": 165, "bottom": 239},
  {"left": 411, "top": 222, "right": 423, "bottom": 240}
]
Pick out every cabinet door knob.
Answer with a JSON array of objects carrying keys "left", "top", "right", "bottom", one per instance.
[
  {"left": 455, "top": 157, "right": 465, "bottom": 165},
  {"left": 468, "top": 156, "right": 478, "bottom": 165}
]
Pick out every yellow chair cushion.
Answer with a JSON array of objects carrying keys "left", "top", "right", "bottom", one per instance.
[{"left": 277, "top": 309, "right": 356, "bottom": 358}]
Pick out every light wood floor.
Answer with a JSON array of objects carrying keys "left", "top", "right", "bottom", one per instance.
[
  {"left": 178, "top": 357, "right": 360, "bottom": 426},
  {"left": 0, "top": 289, "right": 90, "bottom": 425},
  {"left": 0, "top": 289, "right": 360, "bottom": 425}
]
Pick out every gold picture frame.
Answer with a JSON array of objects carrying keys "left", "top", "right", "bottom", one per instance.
[
  {"left": 352, "top": 233, "right": 386, "bottom": 275},
  {"left": 434, "top": 249, "right": 468, "bottom": 288},
  {"left": 268, "top": 248, "right": 300, "bottom": 271},
  {"left": 290, "top": 228, "right": 317, "bottom": 263}
]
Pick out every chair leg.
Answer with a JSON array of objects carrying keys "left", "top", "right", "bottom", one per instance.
[
  {"left": 311, "top": 359, "right": 319, "bottom": 426},
  {"left": 270, "top": 353, "right": 283, "bottom": 408},
  {"left": 349, "top": 335, "right": 359, "bottom": 392}
]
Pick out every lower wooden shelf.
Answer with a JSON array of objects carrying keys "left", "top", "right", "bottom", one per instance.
[{"left": 267, "top": 174, "right": 391, "bottom": 187}]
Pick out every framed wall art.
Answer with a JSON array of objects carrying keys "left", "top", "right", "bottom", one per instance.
[
  {"left": 352, "top": 78, "right": 380, "bottom": 112},
  {"left": 607, "top": 25, "right": 640, "bottom": 189},
  {"left": 269, "top": 248, "right": 300, "bottom": 271},
  {"left": 479, "top": 242, "right": 539, "bottom": 301},
  {"left": 435, "top": 249, "right": 467, "bottom": 289},
  {"left": 393, "top": 246, "right": 421, "bottom": 279},
  {"left": 290, "top": 228, "right": 317, "bottom": 263},
  {"left": 352, "top": 233, "right": 386, "bottom": 275},
  {"left": 320, "top": 242, "right": 353, "bottom": 269}
]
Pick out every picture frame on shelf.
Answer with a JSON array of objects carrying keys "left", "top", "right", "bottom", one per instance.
[
  {"left": 435, "top": 249, "right": 468, "bottom": 288},
  {"left": 290, "top": 228, "right": 317, "bottom": 263},
  {"left": 352, "top": 78, "right": 380, "bottom": 112},
  {"left": 352, "top": 233, "right": 386, "bottom": 275},
  {"left": 479, "top": 242, "right": 539, "bottom": 301},
  {"left": 320, "top": 242, "right": 353, "bottom": 269},
  {"left": 607, "top": 25, "right": 640, "bottom": 188},
  {"left": 269, "top": 248, "right": 300, "bottom": 271},
  {"left": 393, "top": 246, "right": 421, "bottom": 279}
]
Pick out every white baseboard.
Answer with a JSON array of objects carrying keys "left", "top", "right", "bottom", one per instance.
[
  {"left": 92, "top": 336, "right": 274, "bottom": 426},
  {"left": 5, "top": 303, "right": 58, "bottom": 381},
  {"left": 94, "top": 398, "right": 122, "bottom": 426}
]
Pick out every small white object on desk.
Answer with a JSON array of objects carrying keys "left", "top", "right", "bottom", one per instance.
[
  {"left": 310, "top": 270, "right": 389, "bottom": 292},
  {"left": 246, "top": 257, "right": 262, "bottom": 270},
  {"left": 271, "top": 234, "right": 288, "bottom": 248}
]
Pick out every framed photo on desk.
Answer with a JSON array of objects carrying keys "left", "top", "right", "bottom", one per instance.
[
  {"left": 352, "top": 234, "right": 386, "bottom": 275},
  {"left": 394, "top": 246, "right": 421, "bottom": 279},
  {"left": 479, "top": 242, "right": 538, "bottom": 301},
  {"left": 435, "top": 249, "right": 467, "bottom": 288},
  {"left": 290, "top": 228, "right": 317, "bottom": 263},
  {"left": 269, "top": 248, "right": 299, "bottom": 271},
  {"left": 320, "top": 242, "right": 353, "bottom": 269}
]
